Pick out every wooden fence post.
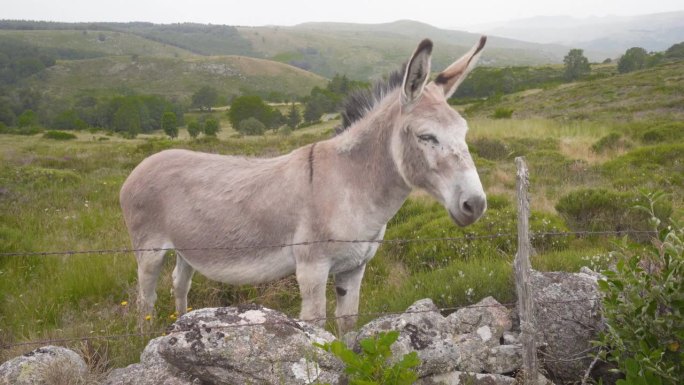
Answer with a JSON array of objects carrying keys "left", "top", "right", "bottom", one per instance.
[{"left": 515, "top": 156, "right": 538, "bottom": 383}]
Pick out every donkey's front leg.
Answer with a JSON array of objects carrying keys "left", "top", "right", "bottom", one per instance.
[
  {"left": 334, "top": 263, "right": 366, "bottom": 334},
  {"left": 296, "top": 260, "right": 330, "bottom": 327}
]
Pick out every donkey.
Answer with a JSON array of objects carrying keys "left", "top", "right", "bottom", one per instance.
[{"left": 120, "top": 37, "right": 487, "bottom": 333}]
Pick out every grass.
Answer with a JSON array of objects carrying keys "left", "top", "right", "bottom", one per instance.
[{"left": 0, "top": 114, "right": 681, "bottom": 370}]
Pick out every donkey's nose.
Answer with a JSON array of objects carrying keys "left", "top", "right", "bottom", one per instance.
[{"left": 461, "top": 194, "right": 486, "bottom": 219}]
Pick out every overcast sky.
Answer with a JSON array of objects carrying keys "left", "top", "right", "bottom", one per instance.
[{"left": 2, "top": 0, "right": 682, "bottom": 30}]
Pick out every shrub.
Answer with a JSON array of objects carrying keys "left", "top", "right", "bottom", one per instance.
[
  {"left": 203, "top": 118, "right": 220, "bottom": 137},
  {"left": 237, "top": 117, "right": 266, "bottom": 136},
  {"left": 470, "top": 138, "right": 510, "bottom": 160},
  {"left": 555, "top": 189, "right": 672, "bottom": 239},
  {"left": 491, "top": 107, "right": 514, "bottom": 119},
  {"left": 640, "top": 122, "right": 684, "bottom": 144},
  {"left": 591, "top": 132, "right": 630, "bottom": 153},
  {"left": 597, "top": 193, "right": 683, "bottom": 384},
  {"left": 43, "top": 130, "right": 77, "bottom": 140},
  {"left": 186, "top": 120, "right": 201, "bottom": 139},
  {"left": 315, "top": 331, "right": 420, "bottom": 385}
]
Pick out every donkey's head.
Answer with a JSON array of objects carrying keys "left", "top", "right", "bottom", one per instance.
[{"left": 392, "top": 37, "right": 487, "bottom": 226}]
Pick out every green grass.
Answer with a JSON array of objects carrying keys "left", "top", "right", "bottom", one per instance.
[{"left": 0, "top": 114, "right": 681, "bottom": 369}]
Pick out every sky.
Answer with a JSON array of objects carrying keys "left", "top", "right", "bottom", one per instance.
[{"left": 1, "top": 0, "right": 682, "bottom": 30}]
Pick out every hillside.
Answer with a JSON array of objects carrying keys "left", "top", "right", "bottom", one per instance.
[
  {"left": 32, "top": 55, "right": 327, "bottom": 102},
  {"left": 238, "top": 20, "right": 569, "bottom": 79},
  {"left": 466, "top": 60, "right": 684, "bottom": 122},
  {"left": 0, "top": 29, "right": 197, "bottom": 59},
  {"left": 1, "top": 20, "right": 572, "bottom": 81}
]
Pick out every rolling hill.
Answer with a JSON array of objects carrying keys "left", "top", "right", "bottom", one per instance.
[
  {"left": 32, "top": 54, "right": 327, "bottom": 102},
  {"left": 465, "top": 60, "right": 684, "bottom": 122},
  {"left": 238, "top": 20, "right": 570, "bottom": 78}
]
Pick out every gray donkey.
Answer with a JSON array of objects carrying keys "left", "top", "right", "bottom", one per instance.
[{"left": 120, "top": 37, "right": 487, "bottom": 333}]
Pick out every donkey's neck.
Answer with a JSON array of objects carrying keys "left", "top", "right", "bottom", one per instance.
[{"left": 329, "top": 97, "right": 412, "bottom": 224}]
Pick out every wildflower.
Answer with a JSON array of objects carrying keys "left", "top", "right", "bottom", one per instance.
[
  {"left": 120, "top": 301, "right": 128, "bottom": 306},
  {"left": 169, "top": 313, "right": 177, "bottom": 320},
  {"left": 186, "top": 307, "right": 192, "bottom": 312},
  {"left": 145, "top": 314, "right": 152, "bottom": 321}
]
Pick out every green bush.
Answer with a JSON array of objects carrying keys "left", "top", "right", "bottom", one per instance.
[
  {"left": 470, "top": 138, "right": 510, "bottom": 160},
  {"left": 237, "top": 117, "right": 266, "bottom": 136},
  {"left": 597, "top": 193, "right": 683, "bottom": 384},
  {"left": 592, "top": 132, "right": 630, "bottom": 153},
  {"left": 43, "top": 130, "right": 77, "bottom": 140},
  {"left": 641, "top": 122, "right": 684, "bottom": 144},
  {"left": 555, "top": 189, "right": 672, "bottom": 238},
  {"left": 492, "top": 107, "right": 514, "bottom": 119},
  {"left": 315, "top": 331, "right": 420, "bottom": 385},
  {"left": 601, "top": 144, "right": 684, "bottom": 191}
]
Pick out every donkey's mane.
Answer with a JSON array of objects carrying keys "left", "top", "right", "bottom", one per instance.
[{"left": 337, "top": 64, "right": 406, "bottom": 134}]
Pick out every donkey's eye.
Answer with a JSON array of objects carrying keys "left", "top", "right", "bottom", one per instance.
[{"left": 417, "top": 134, "right": 439, "bottom": 145}]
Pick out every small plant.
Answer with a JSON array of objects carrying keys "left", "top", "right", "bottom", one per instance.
[
  {"left": 43, "top": 130, "right": 77, "bottom": 140},
  {"left": 315, "top": 331, "right": 420, "bottom": 385},
  {"left": 597, "top": 191, "right": 683, "bottom": 385},
  {"left": 492, "top": 107, "right": 514, "bottom": 119}
]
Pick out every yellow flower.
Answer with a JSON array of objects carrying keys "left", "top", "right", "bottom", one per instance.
[
  {"left": 169, "top": 313, "right": 177, "bottom": 320},
  {"left": 186, "top": 307, "right": 193, "bottom": 312},
  {"left": 145, "top": 314, "right": 152, "bottom": 321},
  {"left": 120, "top": 301, "right": 128, "bottom": 306},
  {"left": 668, "top": 341, "right": 680, "bottom": 352}
]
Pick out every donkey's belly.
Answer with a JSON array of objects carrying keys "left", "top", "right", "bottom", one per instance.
[{"left": 183, "top": 250, "right": 296, "bottom": 285}]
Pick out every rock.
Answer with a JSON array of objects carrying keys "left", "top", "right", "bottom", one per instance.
[
  {"left": 484, "top": 345, "right": 521, "bottom": 374},
  {"left": 530, "top": 270, "right": 604, "bottom": 383},
  {"left": 157, "top": 304, "right": 343, "bottom": 385},
  {"left": 351, "top": 298, "right": 521, "bottom": 377},
  {"left": 418, "top": 371, "right": 517, "bottom": 385},
  {"left": 352, "top": 298, "right": 460, "bottom": 376},
  {"left": 0, "top": 345, "right": 88, "bottom": 385},
  {"left": 102, "top": 337, "right": 198, "bottom": 385},
  {"left": 447, "top": 296, "right": 512, "bottom": 347}
]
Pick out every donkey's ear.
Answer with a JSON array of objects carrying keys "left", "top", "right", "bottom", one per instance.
[
  {"left": 435, "top": 36, "right": 486, "bottom": 98},
  {"left": 401, "top": 39, "right": 433, "bottom": 106}
]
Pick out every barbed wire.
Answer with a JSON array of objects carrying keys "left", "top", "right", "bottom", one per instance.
[
  {"left": 0, "top": 297, "right": 600, "bottom": 350},
  {"left": 0, "top": 230, "right": 656, "bottom": 258}
]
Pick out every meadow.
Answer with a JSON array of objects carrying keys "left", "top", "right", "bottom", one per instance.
[{"left": 2, "top": 103, "right": 681, "bottom": 371}]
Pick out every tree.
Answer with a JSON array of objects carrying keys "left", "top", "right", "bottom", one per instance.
[
  {"left": 237, "top": 117, "right": 266, "bottom": 135},
  {"left": 563, "top": 49, "right": 590, "bottom": 81},
  {"left": 187, "top": 120, "right": 201, "bottom": 138},
  {"left": 191, "top": 86, "right": 219, "bottom": 111},
  {"left": 228, "top": 95, "right": 277, "bottom": 129},
  {"left": 286, "top": 103, "right": 301, "bottom": 129},
  {"left": 17, "top": 109, "right": 37, "bottom": 128},
  {"left": 617, "top": 47, "right": 649, "bottom": 74},
  {"left": 162, "top": 111, "right": 178, "bottom": 138},
  {"left": 203, "top": 118, "right": 220, "bottom": 136}
]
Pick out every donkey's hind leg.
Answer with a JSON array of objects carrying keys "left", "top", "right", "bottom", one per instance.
[
  {"left": 172, "top": 253, "right": 195, "bottom": 316},
  {"left": 135, "top": 246, "right": 166, "bottom": 321}
]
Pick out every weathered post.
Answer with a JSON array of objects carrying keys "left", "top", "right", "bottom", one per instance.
[{"left": 515, "top": 156, "right": 538, "bottom": 383}]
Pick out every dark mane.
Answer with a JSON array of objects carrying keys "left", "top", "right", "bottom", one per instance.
[{"left": 337, "top": 64, "right": 406, "bottom": 135}]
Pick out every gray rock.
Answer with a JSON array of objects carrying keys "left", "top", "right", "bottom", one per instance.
[
  {"left": 102, "top": 337, "right": 198, "bottom": 385},
  {"left": 447, "top": 296, "right": 512, "bottom": 347},
  {"left": 157, "top": 304, "right": 343, "bottom": 385},
  {"left": 352, "top": 298, "right": 521, "bottom": 377},
  {"left": 0, "top": 345, "right": 87, "bottom": 385},
  {"left": 352, "top": 298, "right": 459, "bottom": 376},
  {"left": 484, "top": 345, "right": 521, "bottom": 374},
  {"left": 530, "top": 270, "right": 604, "bottom": 383},
  {"left": 418, "top": 371, "right": 517, "bottom": 385}
]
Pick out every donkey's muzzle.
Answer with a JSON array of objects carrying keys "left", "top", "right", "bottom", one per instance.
[{"left": 450, "top": 193, "right": 486, "bottom": 226}]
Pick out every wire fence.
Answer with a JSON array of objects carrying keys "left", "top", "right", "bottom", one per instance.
[{"left": 0, "top": 229, "right": 656, "bottom": 258}]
